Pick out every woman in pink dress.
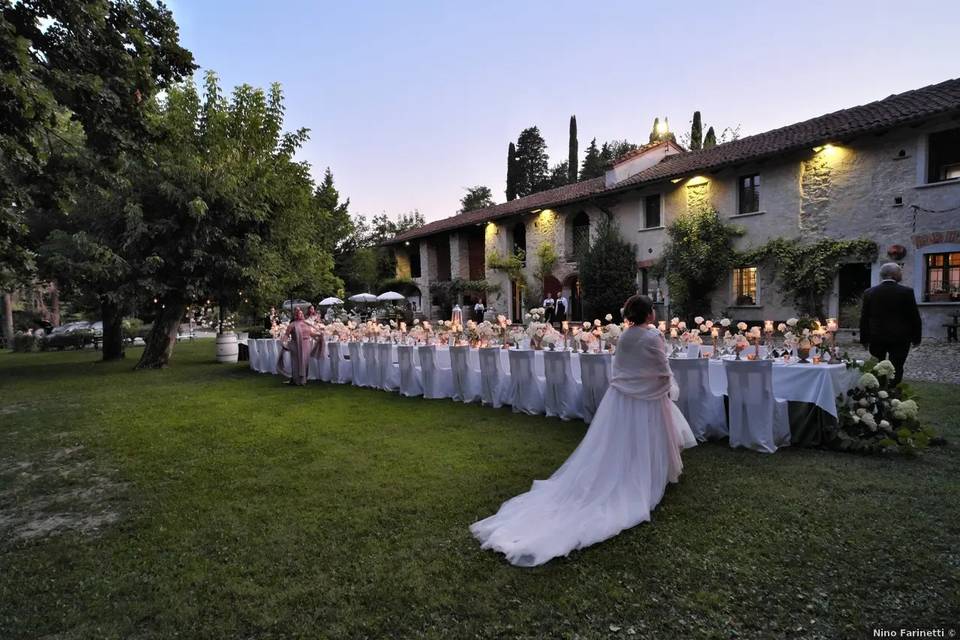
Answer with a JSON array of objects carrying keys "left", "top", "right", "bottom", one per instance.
[
  {"left": 471, "top": 294, "right": 696, "bottom": 566},
  {"left": 279, "top": 308, "right": 321, "bottom": 385}
]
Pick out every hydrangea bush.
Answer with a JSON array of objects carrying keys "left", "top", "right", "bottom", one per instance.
[{"left": 831, "top": 359, "right": 936, "bottom": 455}]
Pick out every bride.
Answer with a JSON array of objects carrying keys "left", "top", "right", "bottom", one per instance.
[{"left": 470, "top": 294, "right": 697, "bottom": 566}]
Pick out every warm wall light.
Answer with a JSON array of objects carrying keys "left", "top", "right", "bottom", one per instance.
[
  {"left": 530, "top": 208, "right": 542, "bottom": 213},
  {"left": 687, "top": 175, "right": 709, "bottom": 186},
  {"left": 671, "top": 178, "right": 683, "bottom": 184},
  {"left": 813, "top": 143, "right": 836, "bottom": 153}
]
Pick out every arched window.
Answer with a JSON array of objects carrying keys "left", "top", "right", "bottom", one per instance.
[
  {"left": 572, "top": 211, "right": 590, "bottom": 260},
  {"left": 512, "top": 222, "right": 526, "bottom": 263}
]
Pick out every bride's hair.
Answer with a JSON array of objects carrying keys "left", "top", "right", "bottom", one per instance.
[{"left": 622, "top": 294, "right": 654, "bottom": 324}]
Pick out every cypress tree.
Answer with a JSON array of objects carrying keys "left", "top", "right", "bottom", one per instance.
[
  {"left": 703, "top": 126, "right": 717, "bottom": 149},
  {"left": 506, "top": 142, "right": 518, "bottom": 201},
  {"left": 568, "top": 115, "right": 578, "bottom": 183},
  {"left": 514, "top": 126, "right": 550, "bottom": 196},
  {"left": 649, "top": 117, "right": 660, "bottom": 143},
  {"left": 690, "top": 111, "right": 702, "bottom": 150}
]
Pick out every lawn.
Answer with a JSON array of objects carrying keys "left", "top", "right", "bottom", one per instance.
[{"left": 1, "top": 341, "right": 958, "bottom": 639}]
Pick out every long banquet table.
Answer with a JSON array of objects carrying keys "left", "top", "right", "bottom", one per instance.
[{"left": 247, "top": 339, "right": 857, "bottom": 446}]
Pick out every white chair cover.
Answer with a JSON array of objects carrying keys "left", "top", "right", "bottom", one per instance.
[
  {"left": 418, "top": 345, "right": 454, "bottom": 399},
  {"left": 328, "top": 341, "right": 352, "bottom": 384},
  {"left": 543, "top": 350, "right": 583, "bottom": 421},
  {"left": 579, "top": 353, "right": 611, "bottom": 423},
  {"left": 724, "top": 360, "right": 790, "bottom": 453},
  {"left": 450, "top": 345, "right": 481, "bottom": 403},
  {"left": 248, "top": 339, "right": 260, "bottom": 372},
  {"left": 670, "top": 357, "right": 727, "bottom": 441},
  {"left": 478, "top": 348, "right": 510, "bottom": 408},
  {"left": 266, "top": 339, "right": 281, "bottom": 375},
  {"left": 318, "top": 342, "right": 332, "bottom": 382},
  {"left": 507, "top": 350, "right": 545, "bottom": 415},
  {"left": 362, "top": 342, "right": 380, "bottom": 389},
  {"left": 348, "top": 342, "right": 368, "bottom": 387},
  {"left": 377, "top": 343, "right": 399, "bottom": 392},
  {"left": 397, "top": 345, "right": 422, "bottom": 397},
  {"left": 307, "top": 341, "right": 329, "bottom": 382}
]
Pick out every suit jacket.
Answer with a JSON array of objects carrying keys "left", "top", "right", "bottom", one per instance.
[{"left": 859, "top": 281, "right": 922, "bottom": 346}]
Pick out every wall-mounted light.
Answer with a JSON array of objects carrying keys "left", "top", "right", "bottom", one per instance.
[
  {"left": 404, "top": 241, "right": 410, "bottom": 246},
  {"left": 671, "top": 178, "right": 683, "bottom": 184},
  {"left": 530, "top": 208, "right": 542, "bottom": 214}
]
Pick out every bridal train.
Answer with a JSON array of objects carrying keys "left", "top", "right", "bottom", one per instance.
[{"left": 470, "top": 301, "right": 696, "bottom": 567}]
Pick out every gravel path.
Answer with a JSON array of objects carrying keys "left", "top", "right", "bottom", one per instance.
[{"left": 837, "top": 338, "right": 960, "bottom": 385}]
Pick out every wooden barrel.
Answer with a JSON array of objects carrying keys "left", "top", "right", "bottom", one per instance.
[{"left": 216, "top": 332, "right": 239, "bottom": 363}]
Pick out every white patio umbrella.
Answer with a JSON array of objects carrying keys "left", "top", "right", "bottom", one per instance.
[
  {"left": 376, "top": 291, "right": 406, "bottom": 301},
  {"left": 348, "top": 293, "right": 378, "bottom": 303},
  {"left": 318, "top": 296, "right": 344, "bottom": 306}
]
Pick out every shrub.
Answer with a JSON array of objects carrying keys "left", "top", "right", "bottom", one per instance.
[
  {"left": 12, "top": 334, "right": 41, "bottom": 352},
  {"left": 579, "top": 218, "right": 637, "bottom": 322}
]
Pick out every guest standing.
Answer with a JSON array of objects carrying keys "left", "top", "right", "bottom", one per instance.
[
  {"left": 543, "top": 293, "right": 555, "bottom": 324},
  {"left": 279, "top": 308, "right": 320, "bottom": 386},
  {"left": 555, "top": 294, "right": 568, "bottom": 322},
  {"left": 474, "top": 299, "right": 485, "bottom": 322},
  {"left": 859, "top": 262, "right": 922, "bottom": 386}
]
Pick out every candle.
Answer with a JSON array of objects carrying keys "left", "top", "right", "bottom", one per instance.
[
  {"left": 562, "top": 320, "right": 569, "bottom": 333},
  {"left": 827, "top": 318, "right": 838, "bottom": 333},
  {"left": 711, "top": 327, "right": 719, "bottom": 339},
  {"left": 670, "top": 328, "right": 678, "bottom": 338},
  {"left": 764, "top": 320, "right": 774, "bottom": 334},
  {"left": 658, "top": 320, "right": 667, "bottom": 333}
]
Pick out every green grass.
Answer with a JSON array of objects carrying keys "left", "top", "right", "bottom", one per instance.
[{"left": 1, "top": 341, "right": 958, "bottom": 639}]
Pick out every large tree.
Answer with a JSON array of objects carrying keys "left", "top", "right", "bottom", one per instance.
[
  {"left": 579, "top": 138, "right": 603, "bottom": 180},
  {"left": 579, "top": 218, "right": 638, "bottom": 322},
  {"left": 460, "top": 186, "right": 494, "bottom": 213},
  {"left": 130, "top": 74, "right": 340, "bottom": 368},
  {"left": 2, "top": 0, "right": 195, "bottom": 357},
  {"left": 567, "top": 115, "right": 578, "bottom": 183},
  {"left": 513, "top": 126, "right": 550, "bottom": 197}
]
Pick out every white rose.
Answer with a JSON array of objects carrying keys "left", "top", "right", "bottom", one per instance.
[
  {"left": 678, "top": 321, "right": 687, "bottom": 330},
  {"left": 737, "top": 322, "right": 748, "bottom": 331},
  {"left": 605, "top": 314, "right": 613, "bottom": 321},
  {"left": 694, "top": 316, "right": 704, "bottom": 325},
  {"left": 594, "top": 319, "right": 601, "bottom": 327},
  {"left": 786, "top": 318, "right": 798, "bottom": 327},
  {"left": 777, "top": 323, "right": 787, "bottom": 333},
  {"left": 583, "top": 321, "right": 591, "bottom": 329},
  {"left": 878, "top": 391, "right": 888, "bottom": 399},
  {"left": 720, "top": 318, "right": 731, "bottom": 327}
]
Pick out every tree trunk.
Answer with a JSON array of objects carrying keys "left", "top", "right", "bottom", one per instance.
[
  {"left": 135, "top": 300, "right": 185, "bottom": 369},
  {"left": 2, "top": 291, "right": 14, "bottom": 348},
  {"left": 101, "top": 299, "right": 126, "bottom": 361}
]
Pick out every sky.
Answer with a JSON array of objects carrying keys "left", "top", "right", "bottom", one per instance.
[{"left": 167, "top": 0, "right": 960, "bottom": 223}]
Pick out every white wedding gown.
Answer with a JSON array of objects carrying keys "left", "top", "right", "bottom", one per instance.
[{"left": 470, "top": 325, "right": 697, "bottom": 567}]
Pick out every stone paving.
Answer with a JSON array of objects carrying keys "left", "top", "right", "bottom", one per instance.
[{"left": 837, "top": 338, "right": 960, "bottom": 385}]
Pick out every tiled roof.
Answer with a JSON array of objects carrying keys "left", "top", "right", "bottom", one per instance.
[
  {"left": 388, "top": 177, "right": 606, "bottom": 244},
  {"left": 609, "top": 76, "right": 960, "bottom": 190},
  {"left": 387, "top": 77, "right": 960, "bottom": 245}
]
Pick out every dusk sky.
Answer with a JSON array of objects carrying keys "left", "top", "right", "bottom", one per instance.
[{"left": 168, "top": 0, "right": 960, "bottom": 223}]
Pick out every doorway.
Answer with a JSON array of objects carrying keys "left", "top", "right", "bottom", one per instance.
[{"left": 838, "top": 263, "right": 872, "bottom": 328}]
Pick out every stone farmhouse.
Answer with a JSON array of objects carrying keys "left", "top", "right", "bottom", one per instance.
[{"left": 385, "top": 78, "right": 960, "bottom": 336}]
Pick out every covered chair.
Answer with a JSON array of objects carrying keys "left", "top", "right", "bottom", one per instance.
[
  {"left": 543, "top": 350, "right": 583, "bottom": 420},
  {"left": 397, "top": 345, "right": 423, "bottom": 397},
  {"left": 507, "top": 350, "right": 545, "bottom": 415},
  {"left": 348, "top": 342, "right": 368, "bottom": 387},
  {"left": 362, "top": 342, "right": 380, "bottom": 389},
  {"left": 418, "top": 345, "right": 454, "bottom": 399},
  {"left": 450, "top": 345, "right": 482, "bottom": 403},
  {"left": 328, "top": 341, "right": 352, "bottom": 384},
  {"left": 579, "top": 353, "right": 612, "bottom": 423},
  {"left": 248, "top": 339, "right": 261, "bottom": 372},
  {"left": 670, "top": 357, "right": 727, "bottom": 441},
  {"left": 478, "top": 348, "right": 511, "bottom": 408},
  {"left": 377, "top": 343, "right": 399, "bottom": 392},
  {"left": 265, "top": 339, "right": 281, "bottom": 375},
  {"left": 308, "top": 341, "right": 329, "bottom": 382},
  {"left": 724, "top": 360, "right": 790, "bottom": 453}
]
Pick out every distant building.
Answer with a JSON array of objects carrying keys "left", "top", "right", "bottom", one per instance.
[{"left": 385, "top": 78, "right": 960, "bottom": 336}]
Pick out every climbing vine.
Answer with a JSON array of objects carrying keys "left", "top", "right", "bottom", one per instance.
[
  {"left": 736, "top": 238, "right": 878, "bottom": 318},
  {"left": 534, "top": 242, "right": 559, "bottom": 283},
  {"left": 487, "top": 250, "right": 527, "bottom": 289},
  {"left": 657, "top": 209, "right": 878, "bottom": 320}
]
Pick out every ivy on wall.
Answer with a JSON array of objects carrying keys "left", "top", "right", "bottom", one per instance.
[
  {"left": 487, "top": 250, "right": 527, "bottom": 289},
  {"left": 736, "top": 238, "right": 878, "bottom": 318},
  {"left": 657, "top": 209, "right": 879, "bottom": 320}
]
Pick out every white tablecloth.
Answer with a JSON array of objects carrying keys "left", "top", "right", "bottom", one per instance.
[{"left": 700, "top": 357, "right": 857, "bottom": 418}]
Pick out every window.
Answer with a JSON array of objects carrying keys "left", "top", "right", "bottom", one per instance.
[
  {"left": 643, "top": 194, "right": 661, "bottom": 228},
  {"left": 639, "top": 268, "right": 649, "bottom": 295},
  {"left": 572, "top": 211, "right": 590, "bottom": 259},
  {"left": 733, "top": 267, "right": 758, "bottom": 305},
  {"left": 924, "top": 252, "right": 960, "bottom": 300},
  {"left": 738, "top": 174, "right": 761, "bottom": 214},
  {"left": 409, "top": 245, "right": 421, "bottom": 278},
  {"left": 928, "top": 128, "right": 960, "bottom": 183},
  {"left": 512, "top": 222, "right": 527, "bottom": 264}
]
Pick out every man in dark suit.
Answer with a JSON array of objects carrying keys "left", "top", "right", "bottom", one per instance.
[{"left": 859, "top": 263, "right": 922, "bottom": 386}]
